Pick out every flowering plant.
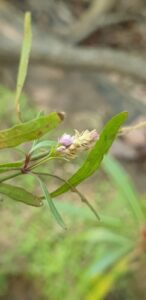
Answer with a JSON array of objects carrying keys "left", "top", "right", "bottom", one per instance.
[{"left": 0, "top": 13, "right": 128, "bottom": 228}]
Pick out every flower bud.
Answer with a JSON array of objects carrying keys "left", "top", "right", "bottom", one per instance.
[
  {"left": 58, "top": 134, "right": 74, "bottom": 147},
  {"left": 56, "top": 129, "right": 99, "bottom": 159}
]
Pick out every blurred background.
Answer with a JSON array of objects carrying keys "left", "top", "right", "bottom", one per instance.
[{"left": 1, "top": 0, "right": 146, "bottom": 299}]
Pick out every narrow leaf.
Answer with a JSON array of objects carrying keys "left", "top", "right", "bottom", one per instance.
[
  {"left": 84, "top": 228, "right": 130, "bottom": 245},
  {"left": 88, "top": 245, "right": 132, "bottom": 278},
  {"left": 0, "top": 112, "right": 63, "bottom": 149},
  {"left": 31, "top": 111, "right": 45, "bottom": 148},
  {"left": 51, "top": 112, "right": 128, "bottom": 197},
  {"left": 0, "top": 183, "right": 43, "bottom": 207},
  {"left": 39, "top": 179, "right": 66, "bottom": 229},
  {"left": 0, "top": 161, "right": 23, "bottom": 173},
  {"left": 102, "top": 155, "right": 144, "bottom": 223},
  {"left": 15, "top": 12, "right": 32, "bottom": 120},
  {"left": 86, "top": 256, "right": 129, "bottom": 300},
  {"left": 30, "top": 140, "right": 57, "bottom": 154}
]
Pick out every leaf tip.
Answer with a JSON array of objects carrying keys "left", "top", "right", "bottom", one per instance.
[
  {"left": 57, "top": 111, "right": 65, "bottom": 121},
  {"left": 123, "top": 111, "right": 128, "bottom": 117},
  {"left": 120, "top": 111, "right": 128, "bottom": 121},
  {"left": 25, "top": 12, "right": 32, "bottom": 25}
]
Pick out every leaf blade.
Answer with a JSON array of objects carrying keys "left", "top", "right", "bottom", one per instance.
[
  {"left": 51, "top": 112, "right": 128, "bottom": 197},
  {"left": 0, "top": 112, "right": 62, "bottom": 149},
  {"left": 102, "top": 155, "right": 144, "bottom": 222},
  {"left": 0, "top": 183, "right": 42, "bottom": 207},
  {"left": 39, "top": 179, "right": 66, "bottom": 230},
  {"left": 88, "top": 245, "right": 132, "bottom": 278},
  {"left": 86, "top": 255, "right": 129, "bottom": 300},
  {"left": 29, "top": 140, "right": 57, "bottom": 155},
  {"left": 15, "top": 12, "right": 32, "bottom": 120},
  {"left": 84, "top": 228, "right": 130, "bottom": 245}
]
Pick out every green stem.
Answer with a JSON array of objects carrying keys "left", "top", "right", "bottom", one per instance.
[
  {"left": 31, "top": 150, "right": 50, "bottom": 161},
  {"left": 29, "top": 156, "right": 66, "bottom": 171},
  {"left": 0, "top": 150, "right": 51, "bottom": 174},
  {"left": 0, "top": 171, "right": 22, "bottom": 183},
  {"left": 29, "top": 155, "right": 53, "bottom": 170},
  {"left": 32, "top": 171, "right": 100, "bottom": 221}
]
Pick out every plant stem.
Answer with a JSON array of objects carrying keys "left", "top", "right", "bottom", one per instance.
[
  {"left": 32, "top": 171, "right": 100, "bottom": 220},
  {"left": 29, "top": 156, "right": 66, "bottom": 170},
  {"left": 0, "top": 171, "right": 22, "bottom": 183},
  {"left": 119, "top": 121, "right": 146, "bottom": 135},
  {"left": 31, "top": 150, "right": 50, "bottom": 161},
  {"left": 0, "top": 150, "right": 51, "bottom": 175},
  {"left": 29, "top": 155, "right": 52, "bottom": 170}
]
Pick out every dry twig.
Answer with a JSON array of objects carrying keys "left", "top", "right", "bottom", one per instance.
[{"left": 65, "top": 0, "right": 117, "bottom": 43}]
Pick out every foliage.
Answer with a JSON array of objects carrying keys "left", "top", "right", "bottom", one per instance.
[
  {"left": 0, "top": 155, "right": 145, "bottom": 300},
  {"left": 0, "top": 85, "right": 35, "bottom": 126},
  {"left": 0, "top": 12, "right": 127, "bottom": 228},
  {"left": 1, "top": 11, "right": 146, "bottom": 300},
  {"left": 85, "top": 155, "right": 146, "bottom": 300},
  {"left": 15, "top": 12, "right": 32, "bottom": 121}
]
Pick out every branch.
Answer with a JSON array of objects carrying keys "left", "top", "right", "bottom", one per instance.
[
  {"left": 66, "top": 13, "right": 141, "bottom": 44},
  {"left": 66, "top": 0, "right": 116, "bottom": 43},
  {"left": 1, "top": 4, "right": 146, "bottom": 81},
  {"left": 91, "top": 74, "right": 146, "bottom": 122},
  {"left": 2, "top": 39, "right": 146, "bottom": 82},
  {"left": 119, "top": 121, "right": 146, "bottom": 136}
]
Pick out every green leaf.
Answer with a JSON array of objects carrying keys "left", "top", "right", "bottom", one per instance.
[
  {"left": 88, "top": 245, "right": 132, "bottom": 278},
  {"left": 102, "top": 155, "right": 145, "bottom": 223},
  {"left": 84, "top": 228, "right": 130, "bottom": 245},
  {"left": 15, "top": 12, "right": 32, "bottom": 120},
  {"left": 51, "top": 112, "right": 128, "bottom": 198},
  {"left": 30, "top": 111, "right": 45, "bottom": 148},
  {"left": 29, "top": 140, "right": 57, "bottom": 154},
  {"left": 0, "top": 112, "right": 63, "bottom": 149},
  {"left": 0, "top": 161, "right": 23, "bottom": 173},
  {"left": 0, "top": 183, "right": 42, "bottom": 207},
  {"left": 86, "top": 256, "right": 129, "bottom": 300},
  {"left": 39, "top": 179, "right": 66, "bottom": 230}
]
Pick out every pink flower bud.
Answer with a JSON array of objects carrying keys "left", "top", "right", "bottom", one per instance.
[
  {"left": 90, "top": 130, "right": 99, "bottom": 141},
  {"left": 58, "top": 134, "right": 74, "bottom": 147}
]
